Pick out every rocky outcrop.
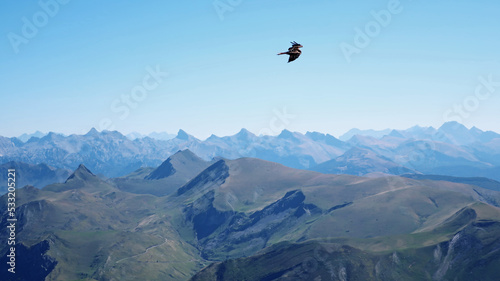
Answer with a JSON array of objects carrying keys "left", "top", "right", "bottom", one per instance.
[
  {"left": 184, "top": 190, "right": 235, "bottom": 240},
  {"left": 432, "top": 220, "right": 500, "bottom": 280}
]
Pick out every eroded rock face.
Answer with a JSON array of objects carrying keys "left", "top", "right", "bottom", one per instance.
[
  {"left": 432, "top": 220, "right": 500, "bottom": 281},
  {"left": 184, "top": 190, "right": 235, "bottom": 240},
  {"left": 0, "top": 240, "right": 57, "bottom": 281},
  {"left": 185, "top": 189, "right": 320, "bottom": 259}
]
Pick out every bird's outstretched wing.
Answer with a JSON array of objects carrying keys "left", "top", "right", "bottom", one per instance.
[{"left": 288, "top": 52, "right": 301, "bottom": 63}]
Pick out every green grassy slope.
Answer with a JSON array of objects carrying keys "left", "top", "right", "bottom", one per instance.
[
  {"left": 172, "top": 158, "right": 500, "bottom": 262},
  {"left": 1, "top": 165, "right": 206, "bottom": 281}
]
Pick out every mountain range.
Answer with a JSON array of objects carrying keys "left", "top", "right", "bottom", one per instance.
[
  {"left": 14, "top": 131, "right": 177, "bottom": 143},
  {"left": 1, "top": 152, "right": 500, "bottom": 280},
  {"left": 1, "top": 122, "right": 500, "bottom": 181}
]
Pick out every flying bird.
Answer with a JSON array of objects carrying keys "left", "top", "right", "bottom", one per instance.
[{"left": 277, "top": 41, "right": 303, "bottom": 63}]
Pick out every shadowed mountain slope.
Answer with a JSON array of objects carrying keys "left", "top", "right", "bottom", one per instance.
[{"left": 112, "top": 149, "right": 213, "bottom": 196}]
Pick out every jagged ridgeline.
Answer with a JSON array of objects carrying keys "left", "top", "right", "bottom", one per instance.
[
  {"left": 2, "top": 121, "right": 500, "bottom": 182},
  {"left": 1, "top": 150, "right": 500, "bottom": 280}
]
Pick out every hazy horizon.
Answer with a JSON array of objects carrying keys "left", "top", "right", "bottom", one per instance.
[
  {"left": 2, "top": 1, "right": 499, "bottom": 139},
  {"left": 4, "top": 120, "right": 498, "bottom": 141}
]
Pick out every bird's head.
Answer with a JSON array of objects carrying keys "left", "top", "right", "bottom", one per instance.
[{"left": 291, "top": 41, "right": 303, "bottom": 48}]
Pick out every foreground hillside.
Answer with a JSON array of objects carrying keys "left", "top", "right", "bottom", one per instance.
[
  {"left": 0, "top": 166, "right": 204, "bottom": 281},
  {"left": 192, "top": 212, "right": 500, "bottom": 281},
  {"left": 1, "top": 154, "right": 500, "bottom": 280}
]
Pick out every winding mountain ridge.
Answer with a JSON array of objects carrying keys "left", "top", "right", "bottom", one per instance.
[{"left": 401, "top": 174, "right": 500, "bottom": 192}]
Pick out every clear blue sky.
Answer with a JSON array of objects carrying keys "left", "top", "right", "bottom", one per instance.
[{"left": 1, "top": 0, "right": 499, "bottom": 139}]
